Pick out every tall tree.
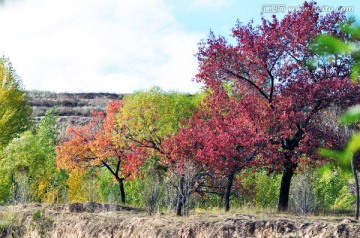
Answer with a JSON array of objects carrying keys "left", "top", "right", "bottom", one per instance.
[
  {"left": 164, "top": 92, "right": 268, "bottom": 212},
  {"left": 0, "top": 108, "right": 61, "bottom": 204},
  {"left": 116, "top": 87, "right": 201, "bottom": 215},
  {"left": 194, "top": 2, "right": 359, "bottom": 211},
  {"left": 56, "top": 101, "right": 134, "bottom": 204},
  {"left": 0, "top": 57, "right": 32, "bottom": 149}
]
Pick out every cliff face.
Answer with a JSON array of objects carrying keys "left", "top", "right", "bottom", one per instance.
[
  {"left": 1, "top": 203, "right": 359, "bottom": 238},
  {"left": 27, "top": 91, "right": 124, "bottom": 126}
]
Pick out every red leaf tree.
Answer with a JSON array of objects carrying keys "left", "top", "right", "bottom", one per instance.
[
  {"left": 194, "top": 2, "right": 360, "bottom": 211},
  {"left": 165, "top": 92, "right": 269, "bottom": 212}
]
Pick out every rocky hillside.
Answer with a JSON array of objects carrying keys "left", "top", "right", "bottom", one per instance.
[
  {"left": 1, "top": 203, "right": 359, "bottom": 238},
  {"left": 27, "top": 91, "right": 124, "bottom": 127}
]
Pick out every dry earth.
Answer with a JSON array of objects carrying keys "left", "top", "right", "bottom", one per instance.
[
  {"left": 0, "top": 203, "right": 359, "bottom": 238},
  {"left": 27, "top": 91, "right": 124, "bottom": 126}
]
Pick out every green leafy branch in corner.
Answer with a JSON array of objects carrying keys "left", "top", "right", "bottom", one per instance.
[
  {"left": 319, "top": 106, "right": 360, "bottom": 220},
  {"left": 319, "top": 106, "right": 360, "bottom": 169},
  {"left": 314, "top": 22, "right": 360, "bottom": 220},
  {"left": 312, "top": 21, "right": 360, "bottom": 82}
]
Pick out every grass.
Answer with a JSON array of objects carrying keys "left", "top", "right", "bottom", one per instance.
[
  {"left": 0, "top": 208, "right": 21, "bottom": 237},
  {"left": 190, "top": 205, "right": 359, "bottom": 224},
  {"left": 0, "top": 202, "right": 357, "bottom": 238}
]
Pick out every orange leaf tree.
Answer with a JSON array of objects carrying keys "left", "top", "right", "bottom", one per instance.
[{"left": 56, "top": 101, "right": 137, "bottom": 204}]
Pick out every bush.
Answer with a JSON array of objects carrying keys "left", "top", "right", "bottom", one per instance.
[
  {"left": 332, "top": 185, "right": 355, "bottom": 210},
  {"left": 290, "top": 172, "right": 317, "bottom": 215},
  {"left": 240, "top": 169, "right": 280, "bottom": 209},
  {"left": 32, "top": 210, "right": 42, "bottom": 222},
  {"left": 97, "top": 168, "right": 121, "bottom": 204},
  {"left": 31, "top": 209, "right": 53, "bottom": 237},
  {"left": 314, "top": 168, "right": 351, "bottom": 210},
  {"left": 0, "top": 173, "right": 12, "bottom": 205},
  {"left": 0, "top": 208, "right": 20, "bottom": 237},
  {"left": 140, "top": 172, "right": 166, "bottom": 215},
  {"left": 254, "top": 170, "right": 281, "bottom": 209},
  {"left": 137, "top": 157, "right": 167, "bottom": 215}
]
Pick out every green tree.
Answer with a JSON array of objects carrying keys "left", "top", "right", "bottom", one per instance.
[
  {"left": 0, "top": 108, "right": 64, "bottom": 203},
  {"left": 117, "top": 87, "right": 202, "bottom": 215},
  {"left": 117, "top": 87, "right": 202, "bottom": 163},
  {"left": 0, "top": 57, "right": 32, "bottom": 149},
  {"left": 313, "top": 168, "right": 352, "bottom": 211},
  {"left": 118, "top": 87, "right": 201, "bottom": 146}
]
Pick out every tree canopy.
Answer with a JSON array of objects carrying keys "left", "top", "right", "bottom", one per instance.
[
  {"left": 173, "top": 1, "right": 360, "bottom": 211},
  {"left": 0, "top": 57, "right": 32, "bottom": 149}
]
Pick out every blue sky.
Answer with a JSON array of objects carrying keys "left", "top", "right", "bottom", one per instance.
[{"left": 0, "top": 0, "right": 359, "bottom": 93}]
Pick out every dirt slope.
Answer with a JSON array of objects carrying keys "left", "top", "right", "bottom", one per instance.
[
  {"left": 27, "top": 91, "right": 124, "bottom": 126},
  {"left": 1, "top": 203, "right": 360, "bottom": 238}
]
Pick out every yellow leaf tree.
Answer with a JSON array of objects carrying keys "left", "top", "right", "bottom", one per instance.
[{"left": 0, "top": 57, "right": 31, "bottom": 149}]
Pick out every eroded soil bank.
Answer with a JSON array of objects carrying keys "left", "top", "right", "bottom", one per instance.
[{"left": 1, "top": 203, "right": 359, "bottom": 238}]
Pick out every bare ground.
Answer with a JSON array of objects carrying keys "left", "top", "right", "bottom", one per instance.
[{"left": 0, "top": 203, "right": 359, "bottom": 238}]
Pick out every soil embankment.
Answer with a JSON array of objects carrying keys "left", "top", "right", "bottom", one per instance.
[{"left": 1, "top": 203, "right": 359, "bottom": 238}]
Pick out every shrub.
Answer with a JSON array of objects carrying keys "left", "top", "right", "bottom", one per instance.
[
  {"left": 290, "top": 172, "right": 317, "bottom": 215},
  {"left": 314, "top": 168, "right": 351, "bottom": 210},
  {"left": 253, "top": 170, "right": 281, "bottom": 209},
  {"left": 332, "top": 184, "right": 355, "bottom": 210},
  {"left": 240, "top": 169, "right": 280, "bottom": 209},
  {"left": 97, "top": 168, "right": 121, "bottom": 204},
  {"left": 0, "top": 208, "right": 20, "bottom": 237},
  {"left": 31, "top": 209, "right": 53, "bottom": 238},
  {"left": 136, "top": 157, "right": 167, "bottom": 215},
  {"left": 140, "top": 171, "right": 166, "bottom": 215}
]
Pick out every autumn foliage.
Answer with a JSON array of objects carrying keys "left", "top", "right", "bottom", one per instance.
[
  {"left": 56, "top": 100, "right": 140, "bottom": 204},
  {"left": 5, "top": 1, "right": 359, "bottom": 217},
  {"left": 167, "top": 1, "right": 360, "bottom": 212}
]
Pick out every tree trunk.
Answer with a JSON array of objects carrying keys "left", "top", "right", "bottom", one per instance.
[
  {"left": 119, "top": 178, "right": 126, "bottom": 205},
  {"left": 351, "top": 157, "right": 359, "bottom": 220},
  {"left": 278, "top": 165, "right": 294, "bottom": 212},
  {"left": 176, "top": 174, "right": 185, "bottom": 216},
  {"left": 224, "top": 171, "right": 235, "bottom": 212}
]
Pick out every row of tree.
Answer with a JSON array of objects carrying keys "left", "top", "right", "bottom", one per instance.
[
  {"left": 55, "top": 2, "right": 360, "bottom": 216},
  {"left": 0, "top": 1, "right": 359, "bottom": 217}
]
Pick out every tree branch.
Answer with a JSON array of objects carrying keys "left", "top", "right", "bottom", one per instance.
[
  {"left": 225, "top": 69, "right": 270, "bottom": 102},
  {"left": 267, "top": 69, "right": 275, "bottom": 104}
]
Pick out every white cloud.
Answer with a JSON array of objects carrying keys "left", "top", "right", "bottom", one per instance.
[{"left": 0, "top": 0, "right": 203, "bottom": 93}]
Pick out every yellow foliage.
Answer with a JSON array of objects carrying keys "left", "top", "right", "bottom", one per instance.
[
  {"left": 66, "top": 170, "right": 87, "bottom": 203},
  {"left": 0, "top": 57, "right": 31, "bottom": 148},
  {"left": 43, "top": 187, "right": 59, "bottom": 204},
  {"left": 32, "top": 179, "right": 51, "bottom": 202}
]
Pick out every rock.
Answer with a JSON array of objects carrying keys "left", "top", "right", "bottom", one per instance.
[
  {"left": 68, "top": 203, "right": 85, "bottom": 213},
  {"left": 341, "top": 218, "right": 358, "bottom": 224},
  {"left": 83, "top": 202, "right": 98, "bottom": 213}
]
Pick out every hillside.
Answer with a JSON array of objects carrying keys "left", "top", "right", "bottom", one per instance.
[{"left": 27, "top": 91, "right": 124, "bottom": 127}]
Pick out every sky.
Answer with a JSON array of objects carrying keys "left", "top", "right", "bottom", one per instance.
[{"left": 0, "top": 0, "right": 359, "bottom": 94}]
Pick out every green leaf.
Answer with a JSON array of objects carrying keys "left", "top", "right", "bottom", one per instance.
[
  {"left": 315, "top": 35, "right": 351, "bottom": 54},
  {"left": 319, "top": 148, "right": 342, "bottom": 160},
  {"left": 340, "top": 105, "right": 360, "bottom": 125},
  {"left": 318, "top": 148, "right": 351, "bottom": 171},
  {"left": 345, "top": 132, "right": 360, "bottom": 156},
  {"left": 317, "top": 163, "right": 335, "bottom": 175},
  {"left": 341, "top": 24, "right": 360, "bottom": 39},
  {"left": 350, "top": 63, "right": 360, "bottom": 82}
]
